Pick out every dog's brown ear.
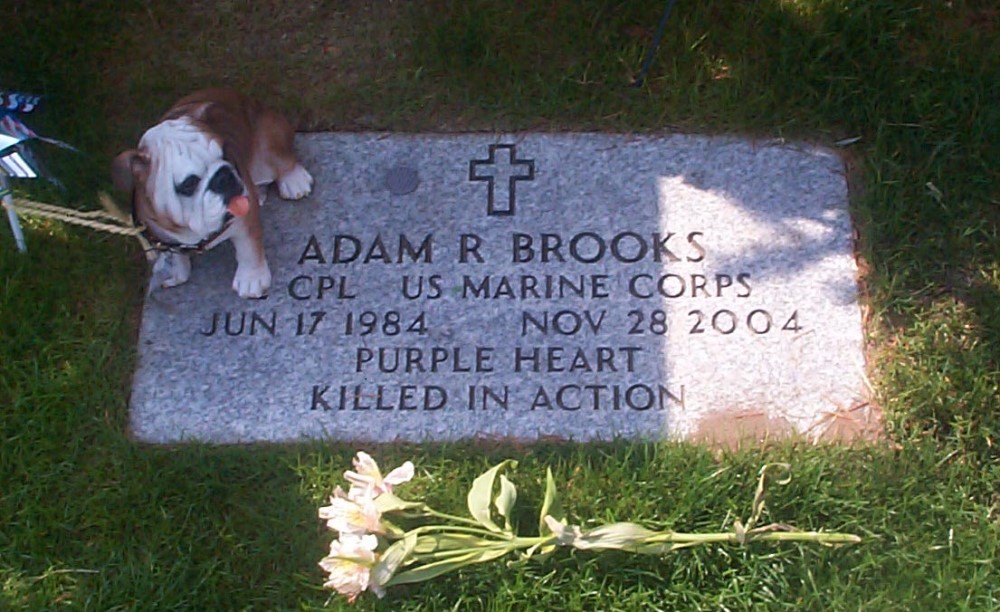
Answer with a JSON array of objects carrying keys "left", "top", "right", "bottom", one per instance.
[{"left": 111, "top": 149, "right": 150, "bottom": 193}]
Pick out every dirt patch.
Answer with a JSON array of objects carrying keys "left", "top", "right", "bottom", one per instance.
[
  {"left": 693, "top": 403, "right": 883, "bottom": 449},
  {"left": 692, "top": 410, "right": 796, "bottom": 449}
]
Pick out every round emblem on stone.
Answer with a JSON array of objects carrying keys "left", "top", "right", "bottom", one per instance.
[{"left": 384, "top": 165, "right": 420, "bottom": 195}]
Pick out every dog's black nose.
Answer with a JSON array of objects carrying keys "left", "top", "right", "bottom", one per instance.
[{"left": 207, "top": 165, "right": 243, "bottom": 200}]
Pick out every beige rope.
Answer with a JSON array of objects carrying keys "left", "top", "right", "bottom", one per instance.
[
  {"left": 4, "top": 197, "right": 144, "bottom": 236},
  {"left": 3, "top": 193, "right": 155, "bottom": 256}
]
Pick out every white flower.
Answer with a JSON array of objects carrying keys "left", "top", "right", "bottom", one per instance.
[
  {"left": 319, "top": 486, "right": 383, "bottom": 535},
  {"left": 318, "top": 534, "right": 384, "bottom": 602},
  {"left": 344, "top": 451, "right": 414, "bottom": 498}
]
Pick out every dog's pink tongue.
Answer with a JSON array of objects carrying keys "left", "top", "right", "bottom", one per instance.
[{"left": 227, "top": 195, "right": 250, "bottom": 217}]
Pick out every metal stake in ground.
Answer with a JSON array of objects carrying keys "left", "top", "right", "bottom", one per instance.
[
  {"left": 630, "top": 0, "right": 679, "bottom": 88},
  {"left": 1, "top": 174, "right": 26, "bottom": 252}
]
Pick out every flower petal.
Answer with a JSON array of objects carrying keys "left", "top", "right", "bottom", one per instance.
[
  {"left": 322, "top": 495, "right": 383, "bottom": 535},
  {"left": 344, "top": 469, "right": 377, "bottom": 488},
  {"left": 353, "top": 451, "right": 382, "bottom": 478},
  {"left": 346, "top": 483, "right": 376, "bottom": 503},
  {"left": 319, "top": 534, "right": 381, "bottom": 601},
  {"left": 382, "top": 461, "right": 415, "bottom": 486}
]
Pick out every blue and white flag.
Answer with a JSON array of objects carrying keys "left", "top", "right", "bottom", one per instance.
[{"left": 0, "top": 90, "right": 76, "bottom": 181}]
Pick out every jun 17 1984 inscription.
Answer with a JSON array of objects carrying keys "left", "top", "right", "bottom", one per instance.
[{"left": 130, "top": 133, "right": 871, "bottom": 443}]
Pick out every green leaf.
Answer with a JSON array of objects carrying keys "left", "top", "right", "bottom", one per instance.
[
  {"left": 747, "top": 463, "right": 792, "bottom": 530},
  {"left": 467, "top": 460, "right": 517, "bottom": 533},
  {"left": 494, "top": 474, "right": 517, "bottom": 532},
  {"left": 538, "top": 467, "right": 564, "bottom": 536},
  {"left": 385, "top": 546, "right": 512, "bottom": 586},
  {"left": 374, "top": 491, "right": 425, "bottom": 514},
  {"left": 412, "top": 533, "right": 490, "bottom": 555},
  {"left": 371, "top": 531, "right": 417, "bottom": 588},
  {"left": 379, "top": 517, "right": 405, "bottom": 538},
  {"left": 521, "top": 542, "right": 559, "bottom": 560}
]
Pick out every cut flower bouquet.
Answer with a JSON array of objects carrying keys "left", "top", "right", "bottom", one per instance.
[{"left": 319, "top": 452, "right": 860, "bottom": 603}]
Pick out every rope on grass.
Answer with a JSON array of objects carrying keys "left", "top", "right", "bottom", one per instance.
[
  {"left": 3, "top": 197, "right": 144, "bottom": 236},
  {"left": 3, "top": 193, "right": 155, "bottom": 254}
]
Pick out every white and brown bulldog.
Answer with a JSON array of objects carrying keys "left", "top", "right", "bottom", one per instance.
[{"left": 112, "top": 88, "right": 312, "bottom": 298}]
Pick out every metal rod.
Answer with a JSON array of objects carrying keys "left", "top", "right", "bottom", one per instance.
[{"left": 1, "top": 174, "right": 27, "bottom": 252}]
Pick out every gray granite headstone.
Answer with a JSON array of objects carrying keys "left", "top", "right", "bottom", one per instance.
[{"left": 129, "top": 133, "right": 870, "bottom": 444}]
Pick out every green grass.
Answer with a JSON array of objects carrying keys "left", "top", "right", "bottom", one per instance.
[{"left": 2, "top": 0, "right": 999, "bottom": 608}]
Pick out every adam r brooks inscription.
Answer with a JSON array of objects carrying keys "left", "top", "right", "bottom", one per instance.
[{"left": 130, "top": 133, "right": 869, "bottom": 443}]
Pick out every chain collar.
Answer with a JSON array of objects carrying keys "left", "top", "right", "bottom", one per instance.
[{"left": 131, "top": 188, "right": 236, "bottom": 255}]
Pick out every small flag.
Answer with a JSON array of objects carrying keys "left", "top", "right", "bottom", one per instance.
[
  {"left": 0, "top": 112, "right": 39, "bottom": 146},
  {"left": 0, "top": 91, "right": 76, "bottom": 182},
  {"left": 0, "top": 145, "right": 39, "bottom": 179},
  {"left": 0, "top": 91, "right": 41, "bottom": 113}
]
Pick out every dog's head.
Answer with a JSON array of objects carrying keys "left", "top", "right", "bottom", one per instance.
[{"left": 112, "top": 116, "right": 247, "bottom": 244}]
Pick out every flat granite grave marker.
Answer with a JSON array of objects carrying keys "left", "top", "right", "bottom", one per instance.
[{"left": 130, "top": 133, "right": 873, "bottom": 444}]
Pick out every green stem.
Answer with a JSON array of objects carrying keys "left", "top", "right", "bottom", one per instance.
[
  {"left": 751, "top": 531, "right": 862, "bottom": 544},
  {"left": 643, "top": 531, "right": 861, "bottom": 545},
  {"left": 511, "top": 536, "right": 553, "bottom": 549},
  {"left": 417, "top": 542, "right": 510, "bottom": 562},
  {"left": 402, "top": 506, "right": 486, "bottom": 528},
  {"left": 405, "top": 524, "right": 512, "bottom": 539},
  {"left": 414, "top": 535, "right": 553, "bottom": 563}
]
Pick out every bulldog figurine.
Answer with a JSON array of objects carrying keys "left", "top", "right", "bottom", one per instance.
[{"left": 112, "top": 88, "right": 312, "bottom": 298}]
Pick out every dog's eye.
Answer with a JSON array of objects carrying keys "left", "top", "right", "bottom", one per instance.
[{"left": 175, "top": 175, "right": 200, "bottom": 197}]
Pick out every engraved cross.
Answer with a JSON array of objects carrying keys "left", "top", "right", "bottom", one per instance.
[{"left": 469, "top": 144, "right": 535, "bottom": 216}]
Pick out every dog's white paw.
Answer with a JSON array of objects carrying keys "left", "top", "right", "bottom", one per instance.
[
  {"left": 153, "top": 251, "right": 191, "bottom": 288},
  {"left": 232, "top": 261, "right": 271, "bottom": 298},
  {"left": 277, "top": 164, "right": 313, "bottom": 200}
]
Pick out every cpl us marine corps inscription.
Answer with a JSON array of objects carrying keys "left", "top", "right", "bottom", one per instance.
[{"left": 130, "top": 133, "right": 872, "bottom": 443}]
